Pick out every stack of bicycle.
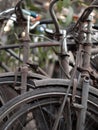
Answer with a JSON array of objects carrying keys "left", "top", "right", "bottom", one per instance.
[{"left": 0, "top": 0, "right": 98, "bottom": 130}]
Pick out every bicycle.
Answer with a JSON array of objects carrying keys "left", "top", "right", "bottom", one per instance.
[
  {"left": 0, "top": 0, "right": 51, "bottom": 108},
  {"left": 0, "top": 0, "right": 98, "bottom": 130}
]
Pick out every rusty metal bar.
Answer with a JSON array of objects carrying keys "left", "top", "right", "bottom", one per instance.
[
  {"left": 73, "top": 3, "right": 98, "bottom": 31},
  {"left": 49, "top": 0, "right": 60, "bottom": 34},
  {"left": 0, "top": 41, "right": 60, "bottom": 50},
  {"left": 66, "top": 99, "right": 72, "bottom": 130},
  {"left": 0, "top": 62, "right": 11, "bottom": 72},
  {"left": 6, "top": 49, "right": 22, "bottom": 62},
  {"left": 60, "top": 30, "right": 70, "bottom": 79},
  {"left": 76, "top": 15, "right": 92, "bottom": 130},
  {"left": 21, "top": 65, "right": 28, "bottom": 93},
  {"left": 52, "top": 48, "right": 81, "bottom": 130},
  {"left": 82, "top": 15, "right": 92, "bottom": 77},
  {"left": 21, "top": 26, "right": 30, "bottom": 94},
  {"left": 76, "top": 77, "right": 90, "bottom": 130}
]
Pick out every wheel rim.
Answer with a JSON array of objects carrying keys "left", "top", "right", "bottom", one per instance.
[{"left": 0, "top": 87, "right": 98, "bottom": 130}]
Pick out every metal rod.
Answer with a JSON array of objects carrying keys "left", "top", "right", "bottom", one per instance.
[
  {"left": 76, "top": 15, "right": 92, "bottom": 130},
  {"left": 0, "top": 62, "right": 11, "bottom": 72},
  {"left": 0, "top": 41, "right": 60, "bottom": 50},
  {"left": 76, "top": 77, "right": 90, "bottom": 130},
  {"left": 82, "top": 15, "right": 92, "bottom": 77},
  {"left": 52, "top": 48, "right": 81, "bottom": 130},
  {"left": 21, "top": 26, "right": 30, "bottom": 94},
  {"left": 73, "top": 4, "right": 98, "bottom": 31},
  {"left": 66, "top": 99, "right": 72, "bottom": 130},
  {"left": 49, "top": 0, "right": 60, "bottom": 34},
  {"left": 6, "top": 49, "right": 22, "bottom": 62},
  {"left": 60, "top": 30, "right": 69, "bottom": 78}
]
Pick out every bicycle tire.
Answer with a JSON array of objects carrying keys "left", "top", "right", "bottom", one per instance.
[
  {"left": 0, "top": 72, "right": 47, "bottom": 129},
  {"left": 0, "top": 79, "right": 98, "bottom": 130},
  {"left": 0, "top": 71, "right": 47, "bottom": 106}
]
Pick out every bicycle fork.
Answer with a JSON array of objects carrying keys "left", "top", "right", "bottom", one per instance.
[
  {"left": 21, "top": 26, "right": 30, "bottom": 94},
  {"left": 52, "top": 15, "right": 92, "bottom": 130},
  {"left": 76, "top": 15, "right": 92, "bottom": 130}
]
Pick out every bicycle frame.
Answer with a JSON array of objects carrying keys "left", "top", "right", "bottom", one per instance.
[
  {"left": 0, "top": 0, "right": 98, "bottom": 130},
  {"left": 48, "top": 1, "right": 98, "bottom": 130}
]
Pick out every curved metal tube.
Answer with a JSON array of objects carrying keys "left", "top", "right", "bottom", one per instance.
[
  {"left": 91, "top": 0, "right": 98, "bottom": 5},
  {"left": 49, "top": 0, "right": 60, "bottom": 34},
  {"left": 73, "top": 0, "right": 98, "bottom": 31}
]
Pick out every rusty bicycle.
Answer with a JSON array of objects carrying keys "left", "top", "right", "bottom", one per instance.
[{"left": 0, "top": 0, "right": 98, "bottom": 130}]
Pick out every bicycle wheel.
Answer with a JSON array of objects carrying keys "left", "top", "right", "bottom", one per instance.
[
  {"left": 0, "top": 79, "right": 98, "bottom": 130},
  {"left": 0, "top": 71, "right": 47, "bottom": 106}
]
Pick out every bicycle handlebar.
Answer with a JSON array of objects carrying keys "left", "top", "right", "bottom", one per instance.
[
  {"left": 0, "top": 0, "right": 60, "bottom": 34},
  {"left": 49, "top": 0, "right": 60, "bottom": 34},
  {"left": 91, "top": 0, "right": 98, "bottom": 5},
  {"left": 0, "top": 8, "right": 39, "bottom": 20},
  {"left": 73, "top": 0, "right": 98, "bottom": 31}
]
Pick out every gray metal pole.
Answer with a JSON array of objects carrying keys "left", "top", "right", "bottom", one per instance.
[
  {"left": 76, "top": 77, "right": 90, "bottom": 130},
  {"left": 76, "top": 15, "right": 92, "bottom": 130}
]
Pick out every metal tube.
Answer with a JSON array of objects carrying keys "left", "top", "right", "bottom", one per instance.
[
  {"left": 76, "top": 15, "right": 92, "bottom": 130},
  {"left": 49, "top": 0, "right": 60, "bottom": 34},
  {"left": 73, "top": 0, "right": 98, "bottom": 31},
  {"left": 6, "top": 49, "right": 22, "bottom": 62},
  {"left": 0, "top": 42, "right": 60, "bottom": 50},
  {"left": 20, "top": 25, "right": 30, "bottom": 93},
  {"left": 76, "top": 77, "right": 90, "bottom": 130},
  {"left": 0, "top": 62, "right": 11, "bottom": 72},
  {"left": 82, "top": 15, "right": 92, "bottom": 77},
  {"left": 66, "top": 99, "right": 72, "bottom": 130}
]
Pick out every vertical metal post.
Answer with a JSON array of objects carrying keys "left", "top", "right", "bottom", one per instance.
[
  {"left": 82, "top": 15, "right": 92, "bottom": 76},
  {"left": 21, "top": 26, "right": 30, "bottom": 94},
  {"left": 60, "top": 30, "right": 69, "bottom": 79},
  {"left": 66, "top": 99, "right": 72, "bottom": 130},
  {"left": 76, "top": 77, "right": 90, "bottom": 130},
  {"left": 22, "top": 27, "right": 30, "bottom": 65},
  {"left": 76, "top": 15, "right": 92, "bottom": 130}
]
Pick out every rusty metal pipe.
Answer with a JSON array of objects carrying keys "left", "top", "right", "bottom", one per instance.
[
  {"left": 76, "top": 77, "right": 90, "bottom": 130},
  {"left": 49, "top": 0, "right": 60, "bottom": 34}
]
